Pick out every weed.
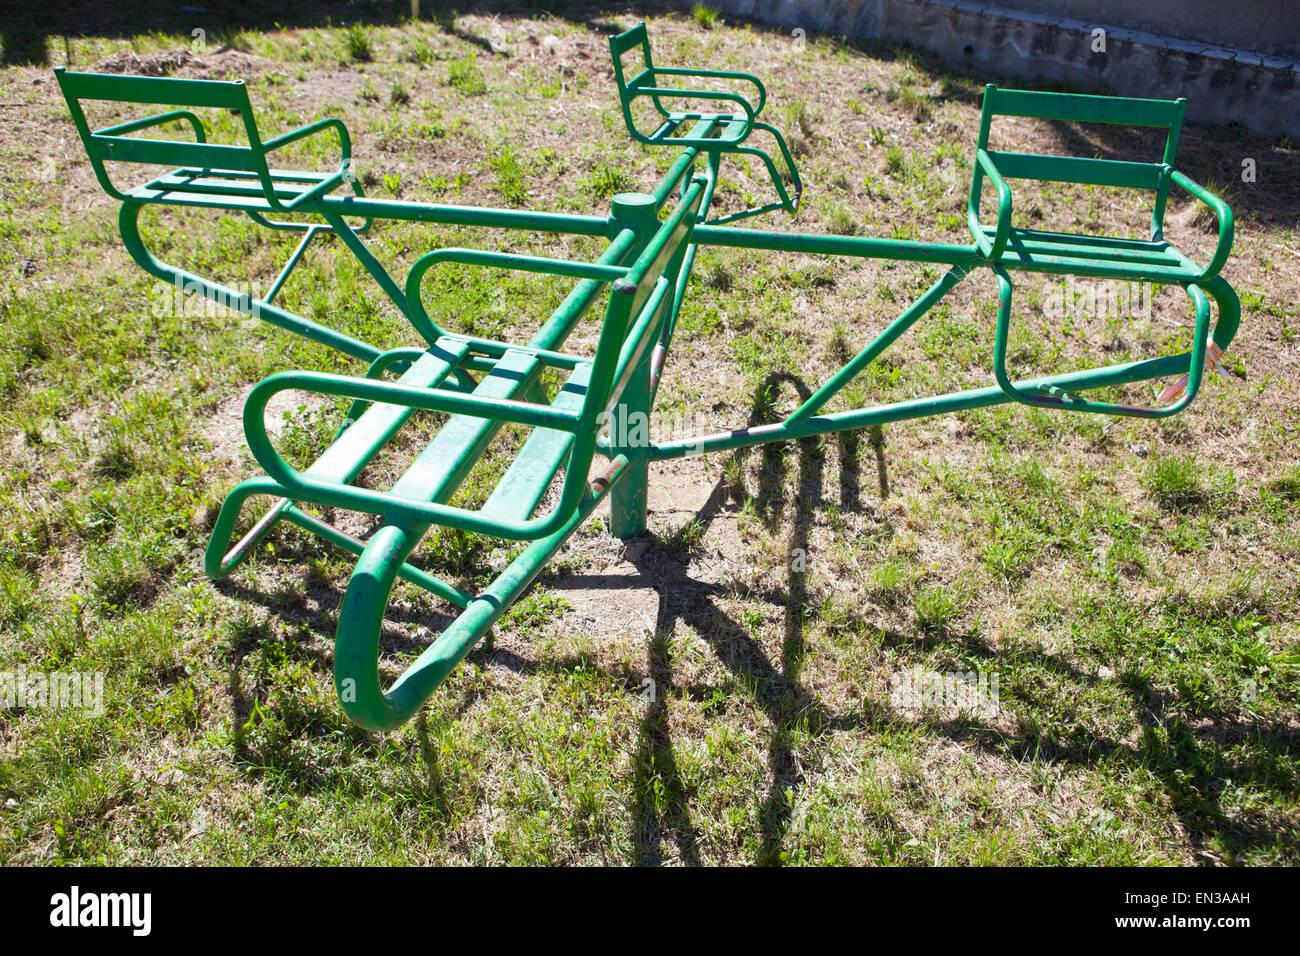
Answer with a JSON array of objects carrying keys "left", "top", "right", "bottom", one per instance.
[
  {"left": 693, "top": 4, "right": 720, "bottom": 30},
  {"left": 343, "top": 25, "right": 373, "bottom": 63},
  {"left": 445, "top": 55, "right": 488, "bottom": 95},
  {"left": 487, "top": 146, "right": 528, "bottom": 205},
  {"left": 823, "top": 201, "right": 858, "bottom": 235},
  {"left": 581, "top": 160, "right": 634, "bottom": 199}
]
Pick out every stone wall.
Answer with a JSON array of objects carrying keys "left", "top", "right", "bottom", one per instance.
[{"left": 710, "top": 0, "right": 1300, "bottom": 137}]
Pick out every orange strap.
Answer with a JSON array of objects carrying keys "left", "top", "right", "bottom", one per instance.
[{"left": 1157, "top": 341, "right": 1225, "bottom": 405}]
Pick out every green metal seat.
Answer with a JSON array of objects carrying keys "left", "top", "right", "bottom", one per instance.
[
  {"left": 205, "top": 181, "right": 706, "bottom": 731},
  {"left": 968, "top": 85, "right": 1235, "bottom": 418},
  {"left": 53, "top": 67, "right": 361, "bottom": 214},
  {"left": 609, "top": 23, "right": 803, "bottom": 222},
  {"left": 969, "top": 85, "right": 1232, "bottom": 283},
  {"left": 53, "top": 67, "right": 400, "bottom": 364}
]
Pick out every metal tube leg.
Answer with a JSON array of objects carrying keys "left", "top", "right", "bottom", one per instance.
[
  {"left": 204, "top": 477, "right": 292, "bottom": 578},
  {"left": 334, "top": 458, "right": 628, "bottom": 731},
  {"left": 118, "top": 201, "right": 383, "bottom": 364},
  {"left": 609, "top": 352, "right": 651, "bottom": 538}
]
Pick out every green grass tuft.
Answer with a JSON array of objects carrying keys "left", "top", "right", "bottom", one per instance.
[
  {"left": 445, "top": 55, "right": 488, "bottom": 95},
  {"left": 692, "top": 4, "right": 720, "bottom": 30},
  {"left": 1141, "top": 454, "right": 1206, "bottom": 511},
  {"left": 343, "top": 24, "right": 373, "bottom": 63}
]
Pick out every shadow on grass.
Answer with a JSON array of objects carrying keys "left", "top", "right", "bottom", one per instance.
[
  {"left": 620, "top": 370, "right": 889, "bottom": 865},
  {"left": 611, "top": 368, "right": 1295, "bottom": 865},
  {"left": 0, "top": 1, "right": 637, "bottom": 66},
  {"left": 214, "top": 384, "right": 1297, "bottom": 863},
  {"left": 917, "top": 633, "right": 1300, "bottom": 865}
]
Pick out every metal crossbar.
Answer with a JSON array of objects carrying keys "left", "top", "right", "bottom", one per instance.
[{"left": 55, "top": 23, "right": 1243, "bottom": 731}]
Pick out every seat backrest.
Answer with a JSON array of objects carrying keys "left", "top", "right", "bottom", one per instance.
[
  {"left": 973, "top": 85, "right": 1187, "bottom": 234},
  {"left": 54, "top": 67, "right": 268, "bottom": 201},
  {"left": 608, "top": 23, "right": 660, "bottom": 133},
  {"left": 608, "top": 23, "right": 655, "bottom": 95}
]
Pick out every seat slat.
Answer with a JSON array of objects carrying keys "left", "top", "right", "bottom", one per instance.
[
  {"left": 991, "top": 249, "right": 1198, "bottom": 281},
  {"left": 92, "top": 135, "right": 263, "bottom": 172},
  {"left": 480, "top": 364, "right": 592, "bottom": 523},
  {"left": 55, "top": 69, "right": 251, "bottom": 109},
  {"left": 985, "top": 151, "right": 1164, "bottom": 190},
  {"left": 144, "top": 174, "right": 328, "bottom": 200},
  {"left": 647, "top": 118, "right": 682, "bottom": 142},
  {"left": 128, "top": 187, "right": 277, "bottom": 209},
  {"left": 156, "top": 168, "right": 334, "bottom": 186},
  {"left": 990, "top": 226, "right": 1171, "bottom": 253},
  {"left": 985, "top": 228, "right": 1182, "bottom": 266},
  {"left": 718, "top": 118, "right": 748, "bottom": 142},
  {"left": 390, "top": 349, "right": 543, "bottom": 506},
  {"left": 986, "top": 88, "right": 1184, "bottom": 128},
  {"left": 307, "top": 342, "right": 468, "bottom": 485}
]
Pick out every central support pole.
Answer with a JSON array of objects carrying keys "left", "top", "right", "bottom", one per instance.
[{"left": 608, "top": 191, "right": 661, "bottom": 538}]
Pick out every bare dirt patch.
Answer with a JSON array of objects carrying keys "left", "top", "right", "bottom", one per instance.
[{"left": 90, "top": 47, "right": 274, "bottom": 78}]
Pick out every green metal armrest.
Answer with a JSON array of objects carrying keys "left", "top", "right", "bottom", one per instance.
[
  {"left": 969, "top": 148, "right": 1013, "bottom": 260},
  {"left": 99, "top": 109, "right": 207, "bottom": 143},
  {"left": 648, "top": 66, "right": 767, "bottom": 117},
  {"left": 241, "top": 369, "right": 587, "bottom": 541},
  {"left": 87, "top": 110, "right": 210, "bottom": 200},
  {"left": 405, "top": 247, "right": 631, "bottom": 345},
  {"left": 259, "top": 117, "right": 353, "bottom": 212},
  {"left": 1168, "top": 168, "right": 1234, "bottom": 282}
]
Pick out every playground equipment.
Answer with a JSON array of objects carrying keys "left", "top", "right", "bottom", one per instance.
[{"left": 56, "top": 23, "right": 1240, "bottom": 731}]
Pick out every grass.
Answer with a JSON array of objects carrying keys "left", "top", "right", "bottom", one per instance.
[
  {"left": 445, "top": 55, "right": 488, "bottom": 95},
  {"left": 692, "top": 4, "right": 721, "bottom": 30},
  {"left": 486, "top": 145, "right": 528, "bottom": 206},
  {"left": 581, "top": 159, "right": 635, "bottom": 200},
  {"left": 1142, "top": 454, "right": 1209, "bottom": 511},
  {"left": 822, "top": 201, "right": 858, "bottom": 235},
  {"left": 343, "top": 24, "right": 373, "bottom": 63},
  {"left": 885, "top": 145, "right": 907, "bottom": 177},
  {"left": 0, "top": 10, "right": 1296, "bottom": 867}
]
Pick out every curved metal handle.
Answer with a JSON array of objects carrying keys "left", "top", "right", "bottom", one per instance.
[
  {"left": 333, "top": 456, "right": 628, "bottom": 732},
  {"left": 1169, "top": 168, "right": 1234, "bottom": 282},
  {"left": 237, "top": 364, "right": 587, "bottom": 543},
  {"left": 969, "top": 149, "right": 1013, "bottom": 260},
  {"left": 403, "top": 247, "right": 628, "bottom": 344},
  {"left": 260, "top": 117, "right": 353, "bottom": 212},
  {"left": 626, "top": 86, "right": 756, "bottom": 145},
  {"left": 652, "top": 66, "right": 767, "bottom": 116}
]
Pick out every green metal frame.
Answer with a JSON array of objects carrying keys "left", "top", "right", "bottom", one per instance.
[
  {"left": 55, "top": 28, "right": 1244, "bottom": 731},
  {"left": 609, "top": 23, "right": 803, "bottom": 222}
]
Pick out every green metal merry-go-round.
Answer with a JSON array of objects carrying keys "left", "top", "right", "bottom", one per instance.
[{"left": 55, "top": 23, "right": 1240, "bottom": 730}]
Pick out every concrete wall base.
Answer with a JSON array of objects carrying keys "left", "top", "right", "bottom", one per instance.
[{"left": 713, "top": 0, "right": 1300, "bottom": 138}]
